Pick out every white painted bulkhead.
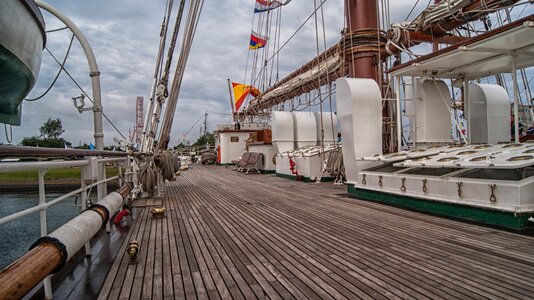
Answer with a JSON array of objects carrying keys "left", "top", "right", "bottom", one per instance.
[
  {"left": 315, "top": 112, "right": 338, "bottom": 145},
  {"left": 276, "top": 154, "right": 323, "bottom": 179},
  {"left": 292, "top": 112, "right": 317, "bottom": 149},
  {"left": 248, "top": 143, "right": 276, "bottom": 171},
  {"left": 272, "top": 111, "right": 295, "bottom": 154},
  {"left": 413, "top": 80, "right": 452, "bottom": 143},
  {"left": 218, "top": 131, "right": 251, "bottom": 164}
]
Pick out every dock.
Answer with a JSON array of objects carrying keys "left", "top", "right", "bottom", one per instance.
[{"left": 62, "top": 165, "right": 534, "bottom": 299}]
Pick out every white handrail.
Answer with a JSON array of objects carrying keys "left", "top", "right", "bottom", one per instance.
[
  {"left": 0, "top": 160, "right": 89, "bottom": 172},
  {"left": 0, "top": 158, "right": 126, "bottom": 225}
]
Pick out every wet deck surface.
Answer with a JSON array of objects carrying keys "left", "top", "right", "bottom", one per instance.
[{"left": 97, "top": 165, "right": 534, "bottom": 299}]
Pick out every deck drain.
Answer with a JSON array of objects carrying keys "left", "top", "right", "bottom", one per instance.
[
  {"left": 502, "top": 144, "right": 523, "bottom": 149},
  {"left": 470, "top": 156, "right": 494, "bottom": 162},
  {"left": 438, "top": 157, "right": 460, "bottom": 162},
  {"left": 507, "top": 155, "right": 534, "bottom": 161},
  {"left": 457, "top": 150, "right": 477, "bottom": 155}
]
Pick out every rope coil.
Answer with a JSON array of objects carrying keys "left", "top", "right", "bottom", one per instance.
[{"left": 340, "top": 29, "right": 387, "bottom": 60}]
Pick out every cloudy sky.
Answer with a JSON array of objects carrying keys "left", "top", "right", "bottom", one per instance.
[{"left": 2, "top": 0, "right": 441, "bottom": 146}]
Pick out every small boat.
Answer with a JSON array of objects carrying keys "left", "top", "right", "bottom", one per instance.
[{"left": 0, "top": 0, "right": 45, "bottom": 125}]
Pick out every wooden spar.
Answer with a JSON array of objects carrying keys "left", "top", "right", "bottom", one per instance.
[
  {"left": 0, "top": 185, "right": 132, "bottom": 299},
  {"left": 245, "top": 0, "right": 381, "bottom": 113},
  {"left": 227, "top": 79, "right": 236, "bottom": 122},
  {"left": 385, "top": 0, "right": 522, "bottom": 56},
  {"left": 244, "top": 0, "right": 520, "bottom": 112},
  {"left": 433, "top": 0, "right": 441, "bottom": 52},
  {"left": 260, "top": 45, "right": 339, "bottom": 96},
  {"left": 388, "top": 14, "right": 534, "bottom": 74},
  {"left": 404, "top": 31, "right": 468, "bottom": 45},
  {"left": 419, "top": 0, "right": 522, "bottom": 35},
  {"left": 242, "top": 45, "right": 341, "bottom": 114},
  {"left": 0, "top": 244, "right": 62, "bottom": 300}
]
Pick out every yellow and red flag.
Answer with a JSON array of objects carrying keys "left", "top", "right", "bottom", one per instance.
[{"left": 232, "top": 82, "right": 260, "bottom": 111}]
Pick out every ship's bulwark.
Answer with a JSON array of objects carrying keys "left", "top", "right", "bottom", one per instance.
[{"left": 80, "top": 165, "right": 534, "bottom": 299}]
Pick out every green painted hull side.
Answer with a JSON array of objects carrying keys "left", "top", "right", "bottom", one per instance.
[
  {"left": 276, "top": 173, "right": 335, "bottom": 182},
  {"left": 217, "top": 163, "right": 236, "bottom": 166},
  {"left": 260, "top": 170, "right": 276, "bottom": 174},
  {"left": 347, "top": 184, "right": 534, "bottom": 230},
  {"left": 0, "top": 43, "right": 35, "bottom": 126}
]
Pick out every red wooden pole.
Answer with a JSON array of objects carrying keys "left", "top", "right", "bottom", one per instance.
[{"left": 344, "top": 0, "right": 379, "bottom": 81}]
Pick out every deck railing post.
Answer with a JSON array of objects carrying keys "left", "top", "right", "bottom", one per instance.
[
  {"left": 512, "top": 53, "right": 520, "bottom": 143},
  {"left": 97, "top": 161, "right": 107, "bottom": 201},
  {"left": 118, "top": 162, "right": 123, "bottom": 187},
  {"left": 81, "top": 164, "right": 91, "bottom": 256},
  {"left": 38, "top": 169, "right": 53, "bottom": 299},
  {"left": 395, "top": 75, "right": 402, "bottom": 151},
  {"left": 96, "top": 160, "right": 111, "bottom": 233}
]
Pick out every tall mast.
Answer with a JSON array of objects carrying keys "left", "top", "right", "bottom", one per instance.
[
  {"left": 344, "top": 0, "right": 379, "bottom": 81},
  {"left": 433, "top": 0, "right": 441, "bottom": 52}
]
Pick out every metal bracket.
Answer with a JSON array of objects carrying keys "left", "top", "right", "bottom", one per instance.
[
  {"left": 72, "top": 94, "right": 93, "bottom": 113},
  {"left": 400, "top": 178, "right": 406, "bottom": 192},
  {"left": 489, "top": 184, "right": 497, "bottom": 202},
  {"left": 361, "top": 174, "right": 366, "bottom": 185},
  {"left": 378, "top": 175, "right": 383, "bottom": 187},
  {"left": 422, "top": 179, "right": 428, "bottom": 193}
]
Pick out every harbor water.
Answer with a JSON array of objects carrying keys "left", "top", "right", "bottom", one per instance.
[{"left": 0, "top": 192, "right": 81, "bottom": 269}]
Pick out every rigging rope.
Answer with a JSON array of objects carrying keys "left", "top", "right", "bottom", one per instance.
[
  {"left": 316, "top": 147, "right": 345, "bottom": 184},
  {"left": 138, "top": 160, "right": 157, "bottom": 196},
  {"left": 45, "top": 26, "right": 68, "bottom": 33},
  {"left": 144, "top": 0, "right": 187, "bottom": 153},
  {"left": 157, "top": 0, "right": 205, "bottom": 151},
  {"left": 250, "top": 0, "right": 328, "bottom": 89},
  {"left": 154, "top": 151, "right": 178, "bottom": 181},
  {"left": 25, "top": 34, "right": 75, "bottom": 102},
  {"left": 318, "top": 2, "right": 336, "bottom": 146},
  {"left": 41, "top": 41, "right": 128, "bottom": 141},
  {"left": 313, "top": 0, "right": 326, "bottom": 161},
  {"left": 4, "top": 124, "right": 13, "bottom": 144},
  {"left": 141, "top": 0, "right": 175, "bottom": 153}
]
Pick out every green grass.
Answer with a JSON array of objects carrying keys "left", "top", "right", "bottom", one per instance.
[{"left": 0, "top": 166, "right": 119, "bottom": 182}]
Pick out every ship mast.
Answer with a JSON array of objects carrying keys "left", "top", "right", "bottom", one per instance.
[{"left": 344, "top": 0, "right": 379, "bottom": 81}]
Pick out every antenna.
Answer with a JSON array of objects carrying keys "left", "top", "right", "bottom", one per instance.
[{"left": 204, "top": 111, "right": 208, "bottom": 135}]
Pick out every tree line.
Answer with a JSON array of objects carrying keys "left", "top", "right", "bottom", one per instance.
[{"left": 20, "top": 118, "right": 215, "bottom": 150}]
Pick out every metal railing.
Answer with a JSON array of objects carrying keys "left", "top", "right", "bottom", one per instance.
[{"left": 0, "top": 154, "right": 132, "bottom": 298}]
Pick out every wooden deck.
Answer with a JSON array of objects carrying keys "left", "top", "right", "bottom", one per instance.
[{"left": 98, "top": 165, "right": 534, "bottom": 299}]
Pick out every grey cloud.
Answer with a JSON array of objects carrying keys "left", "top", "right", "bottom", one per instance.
[{"left": 3, "top": 0, "right": 421, "bottom": 146}]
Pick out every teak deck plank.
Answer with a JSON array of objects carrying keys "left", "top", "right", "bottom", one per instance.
[{"left": 98, "top": 165, "right": 534, "bottom": 299}]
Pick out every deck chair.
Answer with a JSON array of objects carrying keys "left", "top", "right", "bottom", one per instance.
[
  {"left": 233, "top": 152, "right": 251, "bottom": 171},
  {"left": 244, "top": 152, "right": 264, "bottom": 174}
]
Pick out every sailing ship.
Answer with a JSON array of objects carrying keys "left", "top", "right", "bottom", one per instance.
[{"left": 0, "top": 0, "right": 533, "bottom": 299}]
